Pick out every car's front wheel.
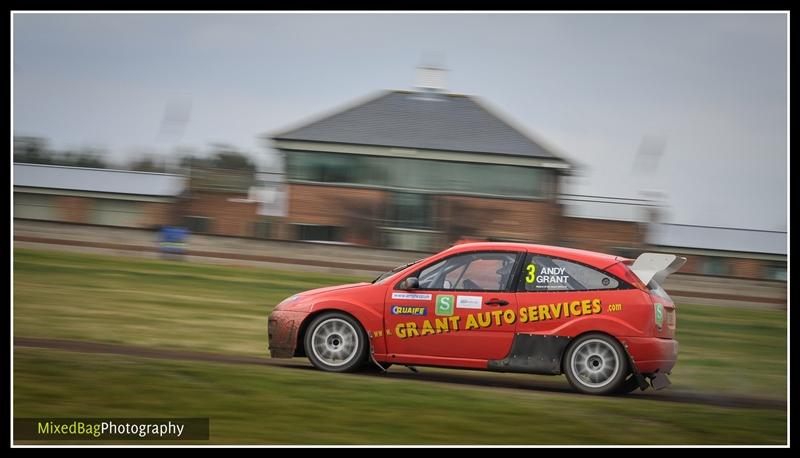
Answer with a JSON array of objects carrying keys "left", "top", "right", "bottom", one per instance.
[
  {"left": 304, "top": 312, "right": 368, "bottom": 372},
  {"left": 563, "top": 333, "right": 628, "bottom": 395}
]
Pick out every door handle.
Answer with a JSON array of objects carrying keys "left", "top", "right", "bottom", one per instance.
[{"left": 485, "top": 299, "right": 509, "bottom": 306}]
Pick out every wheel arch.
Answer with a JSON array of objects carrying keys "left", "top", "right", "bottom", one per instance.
[
  {"left": 560, "top": 330, "right": 628, "bottom": 374},
  {"left": 294, "top": 305, "right": 378, "bottom": 357}
]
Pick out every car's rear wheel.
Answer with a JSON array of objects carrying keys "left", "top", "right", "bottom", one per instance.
[
  {"left": 564, "top": 333, "right": 628, "bottom": 395},
  {"left": 304, "top": 312, "right": 368, "bottom": 372}
]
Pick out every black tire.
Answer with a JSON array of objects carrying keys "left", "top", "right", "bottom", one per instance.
[
  {"left": 304, "top": 312, "right": 368, "bottom": 373},
  {"left": 563, "top": 333, "right": 629, "bottom": 395}
]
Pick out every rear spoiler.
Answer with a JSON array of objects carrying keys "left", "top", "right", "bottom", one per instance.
[{"left": 629, "top": 253, "right": 687, "bottom": 285}]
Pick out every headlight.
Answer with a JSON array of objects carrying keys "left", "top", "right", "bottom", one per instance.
[{"left": 274, "top": 294, "right": 302, "bottom": 311}]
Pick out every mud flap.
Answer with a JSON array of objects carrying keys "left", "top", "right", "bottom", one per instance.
[
  {"left": 623, "top": 346, "right": 650, "bottom": 391},
  {"left": 367, "top": 334, "right": 389, "bottom": 373},
  {"left": 649, "top": 373, "right": 672, "bottom": 390}
]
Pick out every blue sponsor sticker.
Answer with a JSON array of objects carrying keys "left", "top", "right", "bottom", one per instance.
[{"left": 391, "top": 305, "right": 428, "bottom": 316}]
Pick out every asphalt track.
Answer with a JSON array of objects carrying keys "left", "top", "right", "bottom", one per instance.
[{"left": 15, "top": 337, "right": 785, "bottom": 411}]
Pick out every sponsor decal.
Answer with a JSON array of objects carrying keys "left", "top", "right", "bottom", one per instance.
[
  {"left": 390, "top": 305, "right": 427, "bottom": 316},
  {"left": 435, "top": 295, "right": 455, "bottom": 316},
  {"left": 456, "top": 295, "right": 482, "bottom": 309},
  {"left": 525, "top": 263, "right": 536, "bottom": 283},
  {"left": 518, "top": 299, "right": 602, "bottom": 323},
  {"left": 654, "top": 303, "right": 664, "bottom": 330},
  {"left": 391, "top": 292, "right": 432, "bottom": 301},
  {"left": 393, "top": 297, "right": 606, "bottom": 339},
  {"left": 526, "top": 263, "right": 570, "bottom": 290}
]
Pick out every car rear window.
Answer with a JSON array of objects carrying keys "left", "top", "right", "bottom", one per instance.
[{"left": 520, "top": 254, "right": 621, "bottom": 292}]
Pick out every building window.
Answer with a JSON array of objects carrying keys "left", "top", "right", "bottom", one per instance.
[
  {"left": 184, "top": 216, "right": 213, "bottom": 234},
  {"left": 286, "top": 152, "right": 358, "bottom": 183},
  {"left": 14, "top": 193, "right": 57, "bottom": 221},
  {"left": 285, "top": 151, "right": 547, "bottom": 199},
  {"left": 763, "top": 264, "right": 787, "bottom": 281},
  {"left": 88, "top": 199, "right": 141, "bottom": 227},
  {"left": 296, "top": 224, "right": 340, "bottom": 242},
  {"left": 252, "top": 220, "right": 271, "bottom": 239},
  {"left": 386, "top": 192, "right": 432, "bottom": 229},
  {"left": 701, "top": 257, "right": 730, "bottom": 276}
]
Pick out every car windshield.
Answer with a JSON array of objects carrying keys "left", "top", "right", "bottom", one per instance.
[{"left": 372, "top": 260, "right": 422, "bottom": 284}]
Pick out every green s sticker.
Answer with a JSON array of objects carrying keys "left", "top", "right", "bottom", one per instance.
[
  {"left": 435, "top": 295, "right": 455, "bottom": 316},
  {"left": 654, "top": 303, "right": 664, "bottom": 330}
]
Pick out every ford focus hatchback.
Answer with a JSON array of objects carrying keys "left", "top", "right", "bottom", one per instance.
[{"left": 268, "top": 242, "right": 685, "bottom": 395}]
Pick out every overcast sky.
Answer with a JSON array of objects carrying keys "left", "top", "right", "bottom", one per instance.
[{"left": 13, "top": 13, "right": 788, "bottom": 231}]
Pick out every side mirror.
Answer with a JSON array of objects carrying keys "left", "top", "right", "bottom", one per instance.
[{"left": 402, "top": 277, "right": 419, "bottom": 290}]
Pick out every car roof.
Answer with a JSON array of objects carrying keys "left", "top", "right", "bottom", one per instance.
[{"left": 441, "top": 242, "right": 627, "bottom": 270}]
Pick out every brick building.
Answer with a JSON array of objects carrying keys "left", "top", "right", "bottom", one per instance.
[
  {"left": 178, "top": 168, "right": 268, "bottom": 238},
  {"left": 647, "top": 223, "right": 787, "bottom": 281},
  {"left": 13, "top": 163, "right": 184, "bottom": 228},
  {"left": 269, "top": 86, "right": 576, "bottom": 251}
]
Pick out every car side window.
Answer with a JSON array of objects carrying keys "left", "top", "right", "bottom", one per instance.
[
  {"left": 520, "top": 254, "right": 620, "bottom": 292},
  {"left": 415, "top": 252, "right": 519, "bottom": 291}
]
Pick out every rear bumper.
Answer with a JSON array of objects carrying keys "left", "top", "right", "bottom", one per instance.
[
  {"left": 267, "top": 310, "right": 308, "bottom": 358},
  {"left": 622, "top": 336, "right": 678, "bottom": 375}
]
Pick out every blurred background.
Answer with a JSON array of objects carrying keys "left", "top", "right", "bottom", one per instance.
[{"left": 12, "top": 12, "right": 788, "bottom": 445}]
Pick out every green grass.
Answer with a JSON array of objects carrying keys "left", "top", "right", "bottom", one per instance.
[
  {"left": 13, "top": 248, "right": 361, "bottom": 356},
  {"left": 13, "top": 248, "right": 787, "bottom": 399},
  {"left": 673, "top": 303, "right": 787, "bottom": 398},
  {"left": 13, "top": 348, "right": 786, "bottom": 445},
  {"left": 12, "top": 248, "right": 788, "bottom": 444}
]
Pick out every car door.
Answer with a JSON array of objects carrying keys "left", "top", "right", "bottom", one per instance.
[
  {"left": 384, "top": 250, "right": 522, "bottom": 361},
  {"left": 514, "top": 252, "right": 632, "bottom": 336}
]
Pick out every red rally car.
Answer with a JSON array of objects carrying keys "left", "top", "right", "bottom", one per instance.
[{"left": 268, "top": 242, "right": 686, "bottom": 395}]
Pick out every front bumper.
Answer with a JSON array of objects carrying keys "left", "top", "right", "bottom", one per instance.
[
  {"left": 622, "top": 336, "right": 678, "bottom": 375},
  {"left": 267, "top": 310, "right": 309, "bottom": 358}
]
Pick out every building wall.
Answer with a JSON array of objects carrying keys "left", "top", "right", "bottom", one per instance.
[
  {"left": 284, "top": 183, "right": 563, "bottom": 247},
  {"left": 437, "top": 195, "right": 560, "bottom": 244},
  {"left": 560, "top": 217, "right": 643, "bottom": 255},
  {"left": 57, "top": 196, "right": 91, "bottom": 223},
  {"left": 288, "top": 184, "right": 386, "bottom": 225},
  {"left": 286, "top": 183, "right": 387, "bottom": 244},
  {"left": 142, "top": 202, "right": 176, "bottom": 227},
  {"left": 183, "top": 191, "right": 260, "bottom": 238},
  {"left": 671, "top": 252, "right": 784, "bottom": 280},
  {"left": 14, "top": 191, "right": 174, "bottom": 228}
]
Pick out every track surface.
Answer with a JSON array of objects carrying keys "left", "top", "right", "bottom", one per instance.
[
  {"left": 14, "top": 236, "right": 787, "bottom": 306},
  {"left": 14, "top": 336, "right": 785, "bottom": 411}
]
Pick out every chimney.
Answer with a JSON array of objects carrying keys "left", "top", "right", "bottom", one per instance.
[{"left": 416, "top": 66, "right": 447, "bottom": 93}]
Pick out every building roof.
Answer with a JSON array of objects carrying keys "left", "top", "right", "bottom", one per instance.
[
  {"left": 14, "top": 163, "right": 185, "bottom": 197},
  {"left": 647, "top": 223, "right": 787, "bottom": 256},
  {"left": 273, "top": 90, "right": 567, "bottom": 161}
]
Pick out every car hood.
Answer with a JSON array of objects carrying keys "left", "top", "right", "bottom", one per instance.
[
  {"left": 275, "top": 282, "right": 372, "bottom": 312},
  {"left": 300, "top": 282, "right": 372, "bottom": 298}
]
